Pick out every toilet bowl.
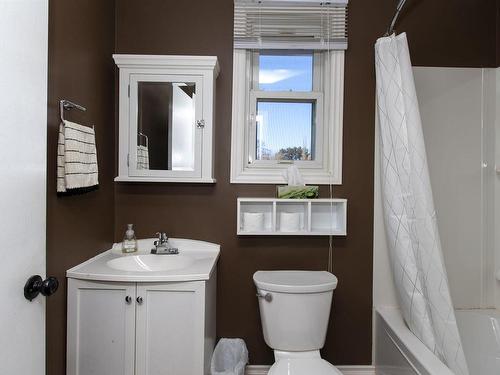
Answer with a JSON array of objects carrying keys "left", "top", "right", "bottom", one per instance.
[{"left": 253, "top": 270, "right": 341, "bottom": 375}]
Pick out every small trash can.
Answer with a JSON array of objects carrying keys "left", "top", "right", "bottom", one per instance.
[{"left": 210, "top": 338, "right": 249, "bottom": 375}]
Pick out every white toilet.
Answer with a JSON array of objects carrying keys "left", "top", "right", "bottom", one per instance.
[{"left": 253, "top": 270, "right": 342, "bottom": 375}]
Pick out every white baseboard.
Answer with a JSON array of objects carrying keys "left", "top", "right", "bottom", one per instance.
[
  {"left": 337, "top": 366, "right": 375, "bottom": 375},
  {"left": 245, "top": 365, "right": 375, "bottom": 375}
]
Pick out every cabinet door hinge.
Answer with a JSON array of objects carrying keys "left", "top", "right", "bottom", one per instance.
[
  {"left": 127, "top": 153, "right": 130, "bottom": 167},
  {"left": 127, "top": 84, "right": 130, "bottom": 97}
]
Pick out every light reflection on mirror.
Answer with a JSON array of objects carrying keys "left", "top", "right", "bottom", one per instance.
[{"left": 137, "top": 81, "right": 196, "bottom": 171}]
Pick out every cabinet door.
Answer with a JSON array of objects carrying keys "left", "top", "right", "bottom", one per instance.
[
  {"left": 135, "top": 281, "right": 205, "bottom": 375},
  {"left": 67, "top": 279, "right": 136, "bottom": 375}
]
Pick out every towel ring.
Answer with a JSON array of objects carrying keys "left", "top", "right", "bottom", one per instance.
[
  {"left": 138, "top": 132, "right": 149, "bottom": 148},
  {"left": 60, "top": 99, "right": 87, "bottom": 122}
]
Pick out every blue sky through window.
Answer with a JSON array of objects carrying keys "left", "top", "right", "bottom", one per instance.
[
  {"left": 256, "top": 53, "right": 314, "bottom": 160},
  {"left": 258, "top": 53, "right": 313, "bottom": 91},
  {"left": 256, "top": 101, "right": 313, "bottom": 160}
]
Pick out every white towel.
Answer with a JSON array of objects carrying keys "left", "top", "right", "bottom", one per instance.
[
  {"left": 137, "top": 145, "right": 150, "bottom": 170},
  {"left": 57, "top": 120, "right": 98, "bottom": 193}
]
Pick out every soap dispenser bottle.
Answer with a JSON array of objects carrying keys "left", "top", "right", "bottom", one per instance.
[{"left": 122, "top": 224, "right": 138, "bottom": 253}]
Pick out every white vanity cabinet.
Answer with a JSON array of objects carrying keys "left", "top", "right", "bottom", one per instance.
[
  {"left": 67, "top": 276, "right": 216, "bottom": 375},
  {"left": 113, "top": 55, "right": 219, "bottom": 183}
]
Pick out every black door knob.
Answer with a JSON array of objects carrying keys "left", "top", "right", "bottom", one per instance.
[{"left": 24, "top": 275, "right": 59, "bottom": 301}]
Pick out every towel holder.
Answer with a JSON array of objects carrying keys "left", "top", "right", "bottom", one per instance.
[
  {"left": 138, "top": 132, "right": 149, "bottom": 148},
  {"left": 60, "top": 99, "right": 87, "bottom": 122}
]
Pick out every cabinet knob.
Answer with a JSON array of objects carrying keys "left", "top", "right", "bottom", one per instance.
[
  {"left": 136, "top": 296, "right": 143, "bottom": 305},
  {"left": 125, "top": 296, "right": 132, "bottom": 304}
]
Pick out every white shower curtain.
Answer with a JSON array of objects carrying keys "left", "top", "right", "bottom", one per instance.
[{"left": 375, "top": 33, "right": 469, "bottom": 375}]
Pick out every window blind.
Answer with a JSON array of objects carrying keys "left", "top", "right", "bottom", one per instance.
[{"left": 234, "top": 0, "right": 348, "bottom": 50}]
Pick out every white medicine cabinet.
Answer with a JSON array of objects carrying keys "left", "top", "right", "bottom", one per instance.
[{"left": 113, "top": 55, "right": 219, "bottom": 183}]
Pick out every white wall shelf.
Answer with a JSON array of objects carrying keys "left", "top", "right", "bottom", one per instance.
[{"left": 237, "top": 198, "right": 347, "bottom": 236}]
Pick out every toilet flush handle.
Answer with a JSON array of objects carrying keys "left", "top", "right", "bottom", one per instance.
[{"left": 256, "top": 291, "right": 273, "bottom": 302}]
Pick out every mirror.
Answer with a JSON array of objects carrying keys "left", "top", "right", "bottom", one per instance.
[{"left": 136, "top": 81, "right": 196, "bottom": 171}]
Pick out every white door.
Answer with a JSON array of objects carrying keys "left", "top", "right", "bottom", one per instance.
[
  {"left": 135, "top": 282, "right": 205, "bottom": 375},
  {"left": 67, "top": 279, "right": 136, "bottom": 375},
  {"left": 0, "top": 1, "right": 49, "bottom": 374}
]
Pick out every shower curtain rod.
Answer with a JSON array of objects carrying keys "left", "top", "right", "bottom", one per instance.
[{"left": 385, "top": 0, "right": 408, "bottom": 36}]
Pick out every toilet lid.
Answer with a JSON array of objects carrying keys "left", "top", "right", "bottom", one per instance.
[
  {"left": 269, "top": 358, "right": 343, "bottom": 375},
  {"left": 253, "top": 271, "right": 338, "bottom": 293}
]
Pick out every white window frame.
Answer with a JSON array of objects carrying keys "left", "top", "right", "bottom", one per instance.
[{"left": 230, "top": 49, "right": 345, "bottom": 184}]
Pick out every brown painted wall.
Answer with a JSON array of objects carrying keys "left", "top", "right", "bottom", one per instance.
[
  {"left": 497, "top": 0, "right": 500, "bottom": 66},
  {"left": 46, "top": 1, "right": 116, "bottom": 374},
  {"left": 113, "top": 0, "right": 497, "bottom": 366},
  {"left": 400, "top": 0, "right": 496, "bottom": 68},
  {"left": 111, "top": 0, "right": 491, "bottom": 366}
]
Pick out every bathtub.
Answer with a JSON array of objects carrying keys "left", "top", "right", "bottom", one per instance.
[{"left": 375, "top": 307, "right": 500, "bottom": 374}]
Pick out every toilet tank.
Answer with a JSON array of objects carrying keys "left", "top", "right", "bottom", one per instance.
[{"left": 253, "top": 271, "right": 337, "bottom": 351}]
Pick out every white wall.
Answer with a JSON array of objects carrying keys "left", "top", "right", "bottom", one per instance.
[
  {"left": 415, "top": 67, "right": 494, "bottom": 309},
  {"left": 0, "top": 1, "right": 48, "bottom": 374},
  {"left": 374, "top": 67, "right": 497, "bottom": 312}
]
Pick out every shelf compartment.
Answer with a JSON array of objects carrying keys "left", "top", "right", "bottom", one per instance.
[
  {"left": 237, "top": 200, "right": 275, "bottom": 234},
  {"left": 275, "top": 201, "right": 309, "bottom": 234},
  {"left": 310, "top": 201, "right": 346, "bottom": 235}
]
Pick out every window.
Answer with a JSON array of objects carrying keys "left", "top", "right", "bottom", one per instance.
[
  {"left": 231, "top": 0, "right": 347, "bottom": 184},
  {"left": 231, "top": 49, "right": 345, "bottom": 184},
  {"left": 252, "top": 51, "right": 317, "bottom": 164}
]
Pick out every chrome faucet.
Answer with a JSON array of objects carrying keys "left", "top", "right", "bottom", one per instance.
[{"left": 151, "top": 232, "right": 179, "bottom": 255}]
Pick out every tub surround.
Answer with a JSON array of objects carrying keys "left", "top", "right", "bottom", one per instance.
[
  {"left": 456, "top": 309, "right": 500, "bottom": 374},
  {"left": 373, "top": 66, "right": 500, "bottom": 373}
]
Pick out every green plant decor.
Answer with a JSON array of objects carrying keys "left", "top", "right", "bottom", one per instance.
[{"left": 277, "top": 186, "right": 319, "bottom": 199}]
